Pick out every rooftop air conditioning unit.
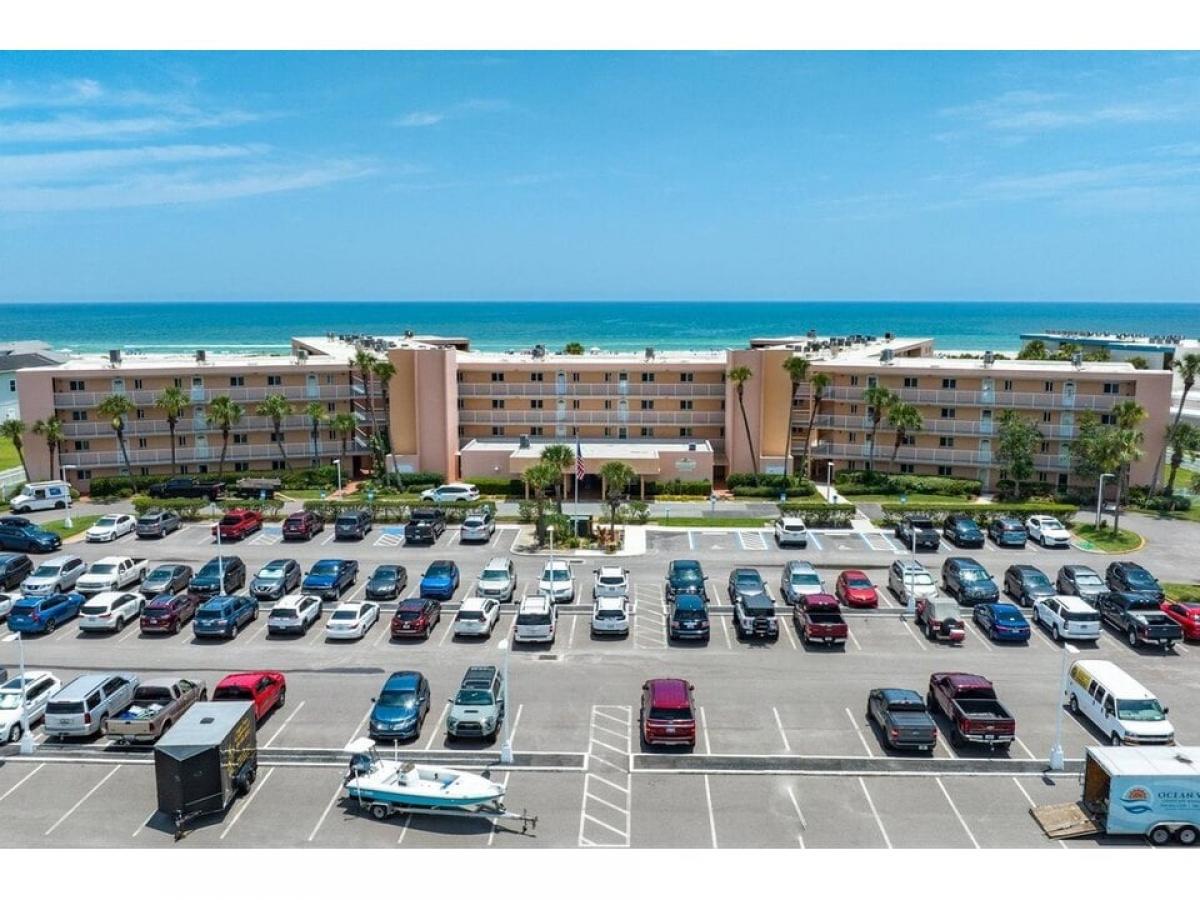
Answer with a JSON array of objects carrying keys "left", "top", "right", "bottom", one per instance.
[
  {"left": 107, "top": 349, "right": 122, "bottom": 366},
  {"left": 880, "top": 348, "right": 895, "bottom": 365},
  {"left": 196, "top": 349, "right": 207, "bottom": 364},
  {"left": 884, "top": 332, "right": 894, "bottom": 341},
  {"left": 983, "top": 350, "right": 995, "bottom": 367},
  {"left": 645, "top": 347, "right": 656, "bottom": 360},
  {"left": 294, "top": 349, "right": 309, "bottom": 364},
  {"left": 1072, "top": 351, "right": 1084, "bottom": 369},
  {"left": 532, "top": 345, "right": 546, "bottom": 359},
  {"left": 688, "top": 442, "right": 697, "bottom": 452},
  {"left": 519, "top": 435, "right": 531, "bottom": 449}
]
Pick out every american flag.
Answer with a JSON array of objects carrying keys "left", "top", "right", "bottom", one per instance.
[{"left": 575, "top": 438, "right": 585, "bottom": 479}]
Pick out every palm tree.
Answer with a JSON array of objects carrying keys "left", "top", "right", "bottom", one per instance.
[
  {"left": 600, "top": 460, "right": 636, "bottom": 540},
  {"left": 31, "top": 418, "right": 65, "bottom": 481},
  {"left": 796, "top": 371, "right": 830, "bottom": 480},
  {"left": 1165, "top": 422, "right": 1200, "bottom": 495},
  {"left": 353, "top": 349, "right": 381, "bottom": 468},
  {"left": 539, "top": 443, "right": 576, "bottom": 512},
  {"left": 257, "top": 394, "right": 294, "bottom": 471},
  {"left": 1110, "top": 399, "right": 1147, "bottom": 534},
  {"left": 862, "top": 385, "right": 896, "bottom": 473},
  {"left": 727, "top": 366, "right": 758, "bottom": 477},
  {"left": 522, "top": 460, "right": 558, "bottom": 543},
  {"left": 206, "top": 395, "right": 245, "bottom": 479},
  {"left": 305, "top": 401, "right": 325, "bottom": 468},
  {"left": 97, "top": 393, "right": 136, "bottom": 487},
  {"left": 330, "top": 411, "right": 357, "bottom": 461},
  {"left": 781, "top": 356, "right": 811, "bottom": 481},
  {"left": 154, "top": 385, "right": 189, "bottom": 475},
  {"left": 888, "top": 401, "right": 923, "bottom": 462},
  {"left": 1150, "top": 352, "right": 1200, "bottom": 494},
  {"left": 564, "top": 342, "right": 585, "bottom": 355},
  {"left": 370, "top": 358, "right": 396, "bottom": 455},
  {"left": 1017, "top": 340, "right": 1048, "bottom": 361},
  {"left": 0, "top": 419, "right": 30, "bottom": 481}
]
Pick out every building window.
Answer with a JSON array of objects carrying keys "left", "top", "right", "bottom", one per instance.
[
  {"left": 135, "top": 409, "right": 145, "bottom": 419},
  {"left": 680, "top": 372, "right": 694, "bottom": 383},
  {"left": 619, "top": 372, "right": 628, "bottom": 382},
  {"left": 849, "top": 404, "right": 858, "bottom": 415},
  {"left": 572, "top": 400, "right": 581, "bottom": 410},
  {"left": 640, "top": 427, "right": 652, "bottom": 437},
  {"left": 490, "top": 372, "right": 505, "bottom": 382},
  {"left": 267, "top": 375, "right": 282, "bottom": 386},
  {"left": 939, "top": 436, "right": 955, "bottom": 448},
  {"left": 1042, "top": 411, "right": 1052, "bottom": 423},
  {"left": 197, "top": 464, "right": 209, "bottom": 474},
  {"left": 329, "top": 430, "right": 337, "bottom": 440},
  {"left": 457, "top": 398, "right": 465, "bottom": 410},
  {"left": 325, "top": 374, "right": 334, "bottom": 384},
  {"left": 1038, "top": 471, "right": 1048, "bottom": 482},
  {"left": 234, "top": 462, "right": 249, "bottom": 472},
  {"left": 640, "top": 400, "right": 654, "bottom": 410},
  {"left": 492, "top": 399, "right": 505, "bottom": 409},
  {"left": 180, "top": 465, "right": 190, "bottom": 474},
  {"left": 133, "top": 378, "right": 144, "bottom": 390},
  {"left": 571, "top": 372, "right": 580, "bottom": 382},
  {"left": 137, "top": 438, "right": 148, "bottom": 449},
  {"left": 229, "top": 376, "right": 244, "bottom": 387},
  {"left": 1103, "top": 382, "right": 1121, "bottom": 395},
  {"left": 270, "top": 460, "right": 285, "bottom": 471},
  {"left": 76, "top": 469, "right": 92, "bottom": 480},
  {"left": 900, "top": 464, "right": 914, "bottom": 474},
  {"left": 903, "top": 377, "right": 919, "bottom": 388},
  {"left": 849, "top": 375, "right": 859, "bottom": 387},
  {"left": 641, "top": 372, "right": 655, "bottom": 383},
  {"left": 327, "top": 402, "right": 335, "bottom": 413},
  {"left": 848, "top": 433, "right": 856, "bottom": 443},
  {"left": 1040, "top": 441, "right": 1050, "bottom": 452},
  {"left": 603, "top": 373, "right": 613, "bottom": 383},
  {"left": 530, "top": 372, "right": 544, "bottom": 382},
  {"left": 941, "top": 378, "right": 957, "bottom": 389},
  {"left": 173, "top": 378, "right": 183, "bottom": 389},
  {"left": 618, "top": 427, "right": 628, "bottom": 440},
  {"left": 937, "top": 465, "right": 953, "bottom": 477},
  {"left": 603, "top": 400, "right": 613, "bottom": 410},
  {"left": 5, "top": 380, "right": 12, "bottom": 394},
  {"left": 71, "top": 410, "right": 88, "bottom": 421},
  {"left": 530, "top": 426, "right": 544, "bottom": 436},
  {"left": 68, "top": 380, "right": 86, "bottom": 391},
  {"left": 1043, "top": 381, "right": 1054, "bottom": 392},
  {"left": 719, "top": 427, "right": 725, "bottom": 437},
  {"left": 140, "top": 467, "right": 150, "bottom": 476},
  {"left": 1101, "top": 413, "right": 1115, "bottom": 425},
  {"left": 491, "top": 426, "right": 504, "bottom": 436},
  {"left": 531, "top": 399, "right": 544, "bottom": 409},
  {"left": 680, "top": 427, "right": 693, "bottom": 437},
  {"left": 1002, "top": 379, "right": 1013, "bottom": 391},
  {"left": 73, "top": 440, "right": 90, "bottom": 451},
  {"left": 867, "top": 376, "right": 878, "bottom": 388},
  {"left": 1057, "top": 473, "right": 1069, "bottom": 489},
  {"left": 233, "top": 434, "right": 248, "bottom": 445},
  {"left": 178, "top": 436, "right": 187, "bottom": 447},
  {"left": 940, "top": 408, "right": 956, "bottom": 419},
  {"left": 680, "top": 400, "right": 694, "bottom": 410}
]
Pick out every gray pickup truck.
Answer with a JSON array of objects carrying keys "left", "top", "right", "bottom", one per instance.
[{"left": 107, "top": 677, "right": 207, "bottom": 744}]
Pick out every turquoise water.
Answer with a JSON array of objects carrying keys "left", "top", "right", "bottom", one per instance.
[{"left": 4, "top": 300, "right": 1199, "bottom": 354}]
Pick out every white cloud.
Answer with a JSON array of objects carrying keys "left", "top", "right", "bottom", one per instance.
[
  {"left": 396, "top": 111, "right": 445, "bottom": 128},
  {"left": 0, "top": 110, "right": 260, "bottom": 144},
  {"left": 0, "top": 143, "right": 267, "bottom": 182},
  {"left": 939, "top": 86, "right": 1191, "bottom": 135},
  {"left": 393, "top": 98, "right": 509, "bottom": 129}
]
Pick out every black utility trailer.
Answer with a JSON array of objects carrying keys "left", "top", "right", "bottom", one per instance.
[
  {"left": 231, "top": 477, "right": 282, "bottom": 500},
  {"left": 154, "top": 701, "right": 257, "bottom": 839}
]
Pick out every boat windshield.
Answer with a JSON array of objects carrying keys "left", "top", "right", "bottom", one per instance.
[
  {"left": 455, "top": 689, "right": 494, "bottom": 705},
  {"left": 1117, "top": 699, "right": 1167, "bottom": 722}
]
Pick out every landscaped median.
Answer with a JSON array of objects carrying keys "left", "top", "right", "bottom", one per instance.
[
  {"left": 1070, "top": 523, "right": 1145, "bottom": 553},
  {"left": 1163, "top": 582, "right": 1200, "bottom": 602},
  {"left": 647, "top": 501, "right": 858, "bottom": 530},
  {"left": 875, "top": 501, "right": 1078, "bottom": 528},
  {"left": 129, "top": 494, "right": 288, "bottom": 520},
  {"left": 301, "top": 498, "right": 496, "bottom": 524},
  {"left": 41, "top": 515, "right": 104, "bottom": 540}
]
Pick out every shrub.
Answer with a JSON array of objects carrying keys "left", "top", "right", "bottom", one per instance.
[
  {"left": 89, "top": 466, "right": 341, "bottom": 499},
  {"left": 878, "top": 501, "right": 1077, "bottom": 528},
  {"left": 517, "top": 500, "right": 539, "bottom": 523},
  {"left": 388, "top": 471, "right": 445, "bottom": 489},
  {"left": 835, "top": 472, "right": 981, "bottom": 497},
  {"left": 130, "top": 496, "right": 210, "bottom": 519},
  {"left": 725, "top": 473, "right": 817, "bottom": 493},
  {"left": 1139, "top": 494, "right": 1192, "bottom": 513},
  {"left": 620, "top": 500, "right": 652, "bottom": 524},
  {"left": 646, "top": 479, "right": 712, "bottom": 497},
  {"left": 219, "top": 497, "right": 286, "bottom": 519},
  {"left": 465, "top": 476, "right": 525, "bottom": 496},
  {"left": 776, "top": 501, "right": 857, "bottom": 528},
  {"left": 301, "top": 498, "right": 495, "bottom": 524}
]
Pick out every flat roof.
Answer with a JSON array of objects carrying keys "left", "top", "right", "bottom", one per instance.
[
  {"left": 1021, "top": 333, "right": 1179, "bottom": 352},
  {"left": 1089, "top": 745, "right": 1200, "bottom": 778},
  {"left": 814, "top": 355, "right": 1143, "bottom": 374},
  {"left": 25, "top": 352, "right": 347, "bottom": 373},
  {"left": 462, "top": 438, "right": 713, "bottom": 459},
  {"left": 458, "top": 349, "right": 728, "bottom": 365}
]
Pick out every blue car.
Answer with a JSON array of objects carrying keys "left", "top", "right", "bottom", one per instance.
[
  {"left": 988, "top": 517, "right": 1027, "bottom": 548},
  {"left": 8, "top": 592, "right": 84, "bottom": 634},
  {"left": 972, "top": 602, "right": 1031, "bottom": 643},
  {"left": 192, "top": 594, "right": 258, "bottom": 639},
  {"left": 0, "top": 518, "right": 62, "bottom": 554},
  {"left": 419, "top": 560, "right": 460, "bottom": 600},
  {"left": 369, "top": 671, "right": 431, "bottom": 740},
  {"left": 301, "top": 559, "right": 358, "bottom": 602}
]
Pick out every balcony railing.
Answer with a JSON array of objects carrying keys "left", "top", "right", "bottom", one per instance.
[
  {"left": 458, "top": 410, "right": 725, "bottom": 426},
  {"left": 825, "top": 386, "right": 1120, "bottom": 411},
  {"left": 805, "top": 413, "right": 1076, "bottom": 439},
  {"left": 457, "top": 382, "right": 725, "bottom": 398},
  {"left": 61, "top": 414, "right": 328, "bottom": 438},
  {"left": 60, "top": 440, "right": 345, "bottom": 469},
  {"left": 810, "top": 441, "right": 1072, "bottom": 471},
  {"left": 53, "top": 384, "right": 356, "bottom": 409}
]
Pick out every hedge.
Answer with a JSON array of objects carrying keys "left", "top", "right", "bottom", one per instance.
[
  {"left": 835, "top": 472, "right": 981, "bottom": 497},
  {"left": 218, "top": 498, "right": 286, "bottom": 519},
  {"left": 776, "top": 501, "right": 858, "bottom": 528},
  {"left": 732, "top": 485, "right": 818, "bottom": 499},
  {"left": 90, "top": 465, "right": 341, "bottom": 499},
  {"left": 130, "top": 496, "right": 210, "bottom": 519},
  {"left": 463, "top": 476, "right": 526, "bottom": 496},
  {"left": 301, "top": 498, "right": 496, "bottom": 524},
  {"left": 387, "top": 471, "right": 445, "bottom": 488},
  {"left": 877, "top": 502, "right": 1078, "bottom": 527},
  {"left": 726, "top": 473, "right": 816, "bottom": 491},
  {"left": 648, "top": 480, "right": 712, "bottom": 497}
]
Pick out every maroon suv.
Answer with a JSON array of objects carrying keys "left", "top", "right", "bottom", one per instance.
[
  {"left": 282, "top": 511, "right": 324, "bottom": 541},
  {"left": 640, "top": 678, "right": 697, "bottom": 749},
  {"left": 140, "top": 592, "right": 201, "bottom": 635},
  {"left": 391, "top": 597, "right": 441, "bottom": 639}
]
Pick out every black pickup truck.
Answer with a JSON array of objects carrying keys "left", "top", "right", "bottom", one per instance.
[
  {"left": 404, "top": 508, "right": 447, "bottom": 544},
  {"left": 148, "top": 478, "right": 225, "bottom": 501},
  {"left": 1096, "top": 591, "right": 1183, "bottom": 650},
  {"left": 895, "top": 515, "right": 940, "bottom": 551}
]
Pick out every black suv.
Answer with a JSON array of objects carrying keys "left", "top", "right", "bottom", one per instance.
[
  {"left": 668, "top": 593, "right": 710, "bottom": 642},
  {"left": 0, "top": 553, "right": 33, "bottom": 590},
  {"left": 942, "top": 514, "right": 984, "bottom": 548},
  {"left": 894, "top": 516, "right": 940, "bottom": 551},
  {"left": 404, "top": 508, "right": 446, "bottom": 544},
  {"left": 335, "top": 510, "right": 373, "bottom": 540},
  {"left": 188, "top": 555, "right": 247, "bottom": 598},
  {"left": 1003, "top": 564, "right": 1055, "bottom": 607},
  {"left": 665, "top": 559, "right": 706, "bottom": 602},
  {"left": 1105, "top": 561, "right": 1163, "bottom": 600},
  {"left": 941, "top": 557, "right": 999, "bottom": 606}
]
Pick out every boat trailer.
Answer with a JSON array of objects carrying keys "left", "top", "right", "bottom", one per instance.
[{"left": 351, "top": 796, "right": 538, "bottom": 833}]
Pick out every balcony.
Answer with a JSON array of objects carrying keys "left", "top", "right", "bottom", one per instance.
[
  {"left": 53, "top": 384, "right": 356, "bottom": 409},
  {"left": 825, "top": 385, "right": 1119, "bottom": 411},
  {"left": 458, "top": 410, "right": 725, "bottom": 426},
  {"left": 457, "top": 382, "right": 725, "bottom": 398},
  {"left": 59, "top": 440, "right": 345, "bottom": 469},
  {"left": 810, "top": 441, "right": 1071, "bottom": 471},
  {"left": 805, "top": 413, "right": 1076, "bottom": 439},
  {"left": 61, "top": 414, "right": 324, "bottom": 438}
]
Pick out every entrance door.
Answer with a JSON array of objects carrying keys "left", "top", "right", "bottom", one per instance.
[
  {"left": 980, "top": 409, "right": 993, "bottom": 435},
  {"left": 194, "top": 433, "right": 210, "bottom": 460},
  {"left": 1060, "top": 411, "right": 1074, "bottom": 438},
  {"left": 556, "top": 371, "right": 567, "bottom": 395},
  {"left": 306, "top": 374, "right": 319, "bottom": 398},
  {"left": 1063, "top": 381, "right": 1076, "bottom": 407},
  {"left": 190, "top": 376, "right": 205, "bottom": 403},
  {"left": 978, "top": 439, "right": 992, "bottom": 463},
  {"left": 981, "top": 377, "right": 995, "bottom": 404}
]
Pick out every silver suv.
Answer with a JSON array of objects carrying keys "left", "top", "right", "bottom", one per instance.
[
  {"left": 446, "top": 666, "right": 505, "bottom": 741},
  {"left": 476, "top": 556, "right": 516, "bottom": 603},
  {"left": 43, "top": 672, "right": 139, "bottom": 738}
]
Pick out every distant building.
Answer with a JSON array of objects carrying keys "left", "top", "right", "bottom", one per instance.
[{"left": 0, "top": 341, "right": 67, "bottom": 422}]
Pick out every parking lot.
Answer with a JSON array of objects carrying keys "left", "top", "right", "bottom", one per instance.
[{"left": 0, "top": 512, "right": 1196, "bottom": 848}]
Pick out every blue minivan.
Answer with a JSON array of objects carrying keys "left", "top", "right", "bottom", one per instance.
[
  {"left": 8, "top": 592, "right": 85, "bottom": 634},
  {"left": 368, "top": 671, "right": 431, "bottom": 741},
  {"left": 192, "top": 595, "right": 258, "bottom": 639}
]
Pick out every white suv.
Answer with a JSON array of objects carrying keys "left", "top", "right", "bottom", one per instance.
[
  {"left": 1026, "top": 515, "right": 1071, "bottom": 548},
  {"left": 593, "top": 566, "right": 629, "bottom": 600},
  {"left": 421, "top": 483, "right": 481, "bottom": 503},
  {"left": 267, "top": 593, "right": 323, "bottom": 635},
  {"left": 773, "top": 517, "right": 808, "bottom": 548},
  {"left": 888, "top": 560, "right": 939, "bottom": 603},
  {"left": 591, "top": 595, "right": 630, "bottom": 637},
  {"left": 454, "top": 597, "right": 501, "bottom": 637},
  {"left": 79, "top": 591, "right": 143, "bottom": 632},
  {"left": 477, "top": 557, "right": 516, "bottom": 603},
  {"left": 514, "top": 596, "right": 557, "bottom": 644},
  {"left": 1033, "top": 594, "right": 1102, "bottom": 642},
  {"left": 538, "top": 560, "right": 575, "bottom": 604}
]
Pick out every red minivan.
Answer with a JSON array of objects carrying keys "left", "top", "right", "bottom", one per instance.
[{"left": 640, "top": 678, "right": 697, "bottom": 749}]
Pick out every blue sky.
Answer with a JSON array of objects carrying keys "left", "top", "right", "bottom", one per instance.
[{"left": 1, "top": 52, "right": 1198, "bottom": 302}]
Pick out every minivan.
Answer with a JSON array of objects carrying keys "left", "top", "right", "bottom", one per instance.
[
  {"left": 43, "top": 672, "right": 139, "bottom": 738},
  {"left": 8, "top": 481, "right": 71, "bottom": 514},
  {"left": 1066, "top": 659, "right": 1175, "bottom": 746},
  {"left": 513, "top": 596, "right": 557, "bottom": 644}
]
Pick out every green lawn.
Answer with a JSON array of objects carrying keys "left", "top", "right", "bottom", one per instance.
[
  {"left": 648, "top": 517, "right": 771, "bottom": 528},
  {"left": 843, "top": 493, "right": 974, "bottom": 504},
  {"left": 1072, "top": 523, "right": 1144, "bottom": 553},
  {"left": 0, "top": 435, "right": 21, "bottom": 471},
  {"left": 41, "top": 515, "right": 103, "bottom": 540},
  {"left": 277, "top": 489, "right": 334, "bottom": 501},
  {"left": 1132, "top": 505, "right": 1200, "bottom": 524},
  {"left": 1163, "top": 582, "right": 1200, "bottom": 602}
]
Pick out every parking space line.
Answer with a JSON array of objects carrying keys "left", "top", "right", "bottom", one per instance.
[
  {"left": 0, "top": 762, "right": 44, "bottom": 803},
  {"left": 569, "top": 614, "right": 578, "bottom": 649},
  {"left": 845, "top": 707, "right": 874, "bottom": 757},
  {"left": 508, "top": 704, "right": 524, "bottom": 748},
  {"left": 320, "top": 531, "right": 337, "bottom": 545},
  {"left": 593, "top": 709, "right": 627, "bottom": 727},
  {"left": 878, "top": 532, "right": 903, "bottom": 554},
  {"left": 772, "top": 707, "right": 792, "bottom": 753},
  {"left": 588, "top": 772, "right": 629, "bottom": 794},
  {"left": 117, "top": 621, "right": 143, "bottom": 643},
  {"left": 487, "top": 772, "right": 511, "bottom": 846},
  {"left": 718, "top": 615, "right": 732, "bottom": 650},
  {"left": 131, "top": 810, "right": 155, "bottom": 839},
  {"left": 372, "top": 618, "right": 392, "bottom": 647},
  {"left": 703, "top": 774, "right": 718, "bottom": 849},
  {"left": 1013, "top": 736, "right": 1038, "bottom": 761},
  {"left": 1010, "top": 777, "right": 1068, "bottom": 850},
  {"left": 590, "top": 737, "right": 628, "bottom": 756},
  {"left": 968, "top": 621, "right": 995, "bottom": 652},
  {"left": 936, "top": 777, "right": 980, "bottom": 849},
  {"left": 699, "top": 706, "right": 712, "bottom": 755},
  {"left": 424, "top": 703, "right": 449, "bottom": 750},
  {"left": 807, "top": 531, "right": 823, "bottom": 551},
  {"left": 45, "top": 765, "right": 120, "bottom": 835},
  {"left": 899, "top": 619, "right": 928, "bottom": 650},
  {"left": 786, "top": 785, "right": 807, "bottom": 849},
  {"left": 264, "top": 699, "right": 306, "bottom": 749},
  {"left": 584, "top": 790, "right": 628, "bottom": 816},
  {"left": 308, "top": 776, "right": 346, "bottom": 842},
  {"left": 846, "top": 626, "right": 862, "bottom": 651},
  {"left": 394, "top": 812, "right": 413, "bottom": 845},
  {"left": 438, "top": 616, "right": 455, "bottom": 646},
  {"left": 582, "top": 812, "right": 627, "bottom": 839},
  {"left": 220, "top": 767, "right": 275, "bottom": 839},
  {"left": 858, "top": 777, "right": 892, "bottom": 848}
]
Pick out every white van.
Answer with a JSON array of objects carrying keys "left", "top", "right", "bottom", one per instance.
[
  {"left": 9, "top": 480, "right": 72, "bottom": 513},
  {"left": 1066, "top": 659, "right": 1175, "bottom": 746},
  {"left": 513, "top": 595, "right": 557, "bottom": 645}
]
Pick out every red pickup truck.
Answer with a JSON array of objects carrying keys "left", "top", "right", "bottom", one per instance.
[
  {"left": 793, "top": 593, "right": 849, "bottom": 646},
  {"left": 212, "top": 671, "right": 286, "bottom": 722},
  {"left": 212, "top": 508, "right": 264, "bottom": 541},
  {"left": 926, "top": 672, "right": 1015, "bottom": 751}
]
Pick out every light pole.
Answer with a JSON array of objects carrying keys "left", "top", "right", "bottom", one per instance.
[
  {"left": 1095, "top": 472, "right": 1114, "bottom": 529},
  {"left": 334, "top": 459, "right": 342, "bottom": 495},
  {"left": 498, "top": 636, "right": 513, "bottom": 764},
  {"left": 60, "top": 465, "right": 77, "bottom": 529},
  {"left": 1048, "top": 642, "right": 1070, "bottom": 771},
  {"left": 2, "top": 633, "right": 34, "bottom": 755},
  {"left": 825, "top": 462, "right": 834, "bottom": 501},
  {"left": 547, "top": 525, "right": 556, "bottom": 601}
]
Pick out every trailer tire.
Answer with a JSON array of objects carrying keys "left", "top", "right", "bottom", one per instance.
[
  {"left": 1177, "top": 825, "right": 1198, "bottom": 845},
  {"left": 1149, "top": 825, "right": 1173, "bottom": 846},
  {"left": 371, "top": 804, "right": 389, "bottom": 820},
  {"left": 1069, "top": 696, "right": 1079, "bottom": 714}
]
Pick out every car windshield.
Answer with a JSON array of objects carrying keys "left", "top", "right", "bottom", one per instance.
[
  {"left": 790, "top": 572, "right": 821, "bottom": 586},
  {"left": 648, "top": 707, "right": 692, "bottom": 721},
  {"left": 1076, "top": 573, "right": 1104, "bottom": 587},
  {"left": 675, "top": 608, "right": 705, "bottom": 621},
  {"left": 672, "top": 564, "right": 702, "bottom": 581},
  {"left": 336, "top": 516, "right": 359, "bottom": 526},
  {"left": 596, "top": 608, "right": 626, "bottom": 619},
  {"left": 1024, "top": 573, "right": 1051, "bottom": 588},
  {"left": 517, "top": 612, "right": 552, "bottom": 626},
  {"left": 1065, "top": 610, "right": 1101, "bottom": 623},
  {"left": 219, "top": 516, "right": 240, "bottom": 526},
  {"left": 372, "top": 570, "right": 397, "bottom": 582},
  {"left": 397, "top": 608, "right": 425, "bottom": 621},
  {"left": 198, "top": 562, "right": 223, "bottom": 577},
  {"left": 378, "top": 690, "right": 417, "bottom": 709},
  {"left": 480, "top": 570, "right": 508, "bottom": 581},
  {"left": 32, "top": 565, "right": 61, "bottom": 577},
  {"left": 310, "top": 562, "right": 338, "bottom": 575},
  {"left": 889, "top": 700, "right": 925, "bottom": 712},
  {"left": 0, "top": 692, "right": 23, "bottom": 710},
  {"left": 427, "top": 565, "right": 453, "bottom": 578},
  {"left": 147, "top": 567, "right": 174, "bottom": 580},
  {"left": 734, "top": 573, "right": 762, "bottom": 586},
  {"left": 847, "top": 576, "right": 873, "bottom": 589},
  {"left": 959, "top": 569, "right": 989, "bottom": 582},
  {"left": 147, "top": 596, "right": 176, "bottom": 609},
  {"left": 331, "top": 609, "right": 357, "bottom": 621},
  {"left": 542, "top": 569, "right": 570, "bottom": 582},
  {"left": 598, "top": 574, "right": 625, "bottom": 585},
  {"left": 1123, "top": 570, "right": 1158, "bottom": 588},
  {"left": 455, "top": 690, "right": 493, "bottom": 705},
  {"left": 1001, "top": 521, "right": 1023, "bottom": 531},
  {"left": 258, "top": 564, "right": 287, "bottom": 578},
  {"left": 88, "top": 564, "right": 115, "bottom": 575},
  {"left": 270, "top": 608, "right": 297, "bottom": 618},
  {"left": 1041, "top": 519, "right": 1064, "bottom": 530},
  {"left": 1117, "top": 699, "right": 1167, "bottom": 722},
  {"left": 464, "top": 517, "right": 486, "bottom": 526},
  {"left": 95, "top": 517, "right": 120, "bottom": 527}
]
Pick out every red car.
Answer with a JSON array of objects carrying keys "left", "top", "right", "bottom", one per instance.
[
  {"left": 282, "top": 510, "right": 324, "bottom": 541},
  {"left": 391, "top": 597, "right": 441, "bottom": 639},
  {"left": 212, "top": 671, "right": 286, "bottom": 722},
  {"left": 1161, "top": 601, "right": 1200, "bottom": 640},
  {"left": 212, "top": 508, "right": 264, "bottom": 541},
  {"left": 640, "top": 678, "right": 696, "bottom": 749},
  {"left": 836, "top": 569, "right": 879, "bottom": 608}
]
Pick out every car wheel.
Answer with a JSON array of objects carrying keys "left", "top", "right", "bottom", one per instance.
[
  {"left": 1052, "top": 625, "right": 1061, "bottom": 642},
  {"left": 1127, "top": 629, "right": 1138, "bottom": 648},
  {"left": 231, "top": 621, "right": 239, "bottom": 637},
  {"left": 173, "top": 620, "right": 181, "bottom": 635},
  {"left": 98, "top": 714, "right": 109, "bottom": 736},
  {"left": 1111, "top": 732, "right": 1123, "bottom": 746},
  {"left": 46, "top": 618, "right": 56, "bottom": 633},
  {"left": 7, "top": 723, "right": 21, "bottom": 743},
  {"left": 276, "top": 688, "right": 286, "bottom": 709},
  {"left": 1069, "top": 696, "right": 1079, "bottom": 714}
]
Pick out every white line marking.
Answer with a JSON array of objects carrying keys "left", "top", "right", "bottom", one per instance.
[
  {"left": 590, "top": 754, "right": 628, "bottom": 774},
  {"left": 45, "top": 765, "right": 120, "bottom": 835},
  {"left": 584, "top": 790, "right": 628, "bottom": 816},
  {"left": 487, "top": 773, "right": 511, "bottom": 846},
  {"left": 936, "top": 777, "right": 980, "bottom": 849},
  {"left": 424, "top": 703, "right": 449, "bottom": 750},
  {"left": 773, "top": 707, "right": 792, "bottom": 754},
  {"left": 703, "top": 774, "right": 718, "bottom": 849},
  {"left": 569, "top": 613, "right": 578, "bottom": 649},
  {"left": 719, "top": 614, "right": 732, "bottom": 649},
  {"left": 507, "top": 704, "right": 524, "bottom": 748},
  {"left": 438, "top": 615, "right": 455, "bottom": 647},
  {"left": 0, "top": 762, "right": 44, "bottom": 803},
  {"left": 590, "top": 737, "right": 628, "bottom": 756},
  {"left": 786, "top": 785, "right": 807, "bottom": 848},
  {"left": 220, "top": 767, "right": 274, "bottom": 839},
  {"left": 593, "top": 709, "right": 628, "bottom": 726},
  {"left": 264, "top": 700, "right": 306, "bottom": 749},
  {"left": 308, "top": 779, "right": 345, "bottom": 842},
  {"left": 588, "top": 772, "right": 630, "bottom": 794},
  {"left": 899, "top": 618, "right": 928, "bottom": 650},
  {"left": 859, "top": 777, "right": 892, "bottom": 848},
  {"left": 131, "top": 810, "right": 155, "bottom": 838},
  {"left": 969, "top": 621, "right": 996, "bottom": 652},
  {"left": 1014, "top": 736, "right": 1038, "bottom": 761},
  {"left": 699, "top": 706, "right": 712, "bottom": 755},
  {"left": 845, "top": 707, "right": 875, "bottom": 757},
  {"left": 847, "top": 626, "right": 862, "bottom": 651},
  {"left": 807, "top": 531, "right": 823, "bottom": 551},
  {"left": 592, "top": 723, "right": 629, "bottom": 742},
  {"left": 583, "top": 812, "right": 628, "bottom": 838},
  {"left": 395, "top": 812, "right": 413, "bottom": 845}
]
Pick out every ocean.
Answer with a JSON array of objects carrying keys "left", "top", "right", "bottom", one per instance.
[{"left": 4, "top": 300, "right": 1200, "bottom": 355}]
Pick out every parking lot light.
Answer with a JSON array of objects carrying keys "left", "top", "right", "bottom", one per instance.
[
  {"left": 60, "top": 465, "right": 77, "bottom": 529},
  {"left": 498, "top": 637, "right": 513, "bottom": 765},
  {"left": 334, "top": 458, "right": 342, "bottom": 494},
  {"left": 2, "top": 632, "right": 34, "bottom": 756},
  {"left": 1095, "top": 472, "right": 1114, "bottom": 529}
]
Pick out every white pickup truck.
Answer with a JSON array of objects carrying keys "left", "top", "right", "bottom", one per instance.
[{"left": 75, "top": 557, "right": 148, "bottom": 596}]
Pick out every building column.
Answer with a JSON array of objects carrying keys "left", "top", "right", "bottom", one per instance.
[
  {"left": 639, "top": 475, "right": 645, "bottom": 500},
  {"left": 601, "top": 475, "right": 607, "bottom": 500},
  {"left": 524, "top": 479, "right": 530, "bottom": 500}
]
